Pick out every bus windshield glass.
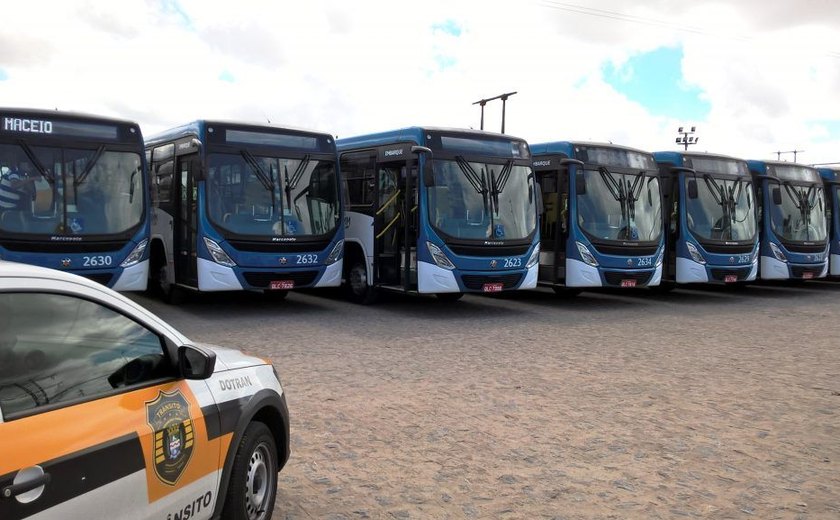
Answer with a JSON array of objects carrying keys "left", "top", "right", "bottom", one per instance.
[
  {"left": 427, "top": 158, "right": 536, "bottom": 241},
  {"left": 206, "top": 151, "right": 339, "bottom": 237},
  {"left": 0, "top": 143, "right": 143, "bottom": 236},
  {"left": 769, "top": 180, "right": 827, "bottom": 242},
  {"left": 577, "top": 169, "right": 662, "bottom": 242},
  {"left": 685, "top": 174, "right": 756, "bottom": 241}
]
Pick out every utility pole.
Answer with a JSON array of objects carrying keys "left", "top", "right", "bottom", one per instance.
[
  {"left": 675, "top": 126, "right": 699, "bottom": 151},
  {"left": 774, "top": 149, "right": 805, "bottom": 162},
  {"left": 472, "top": 91, "right": 517, "bottom": 133}
]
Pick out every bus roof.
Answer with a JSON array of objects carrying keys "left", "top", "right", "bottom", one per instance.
[
  {"left": 336, "top": 126, "right": 526, "bottom": 151},
  {"left": 653, "top": 150, "right": 746, "bottom": 164},
  {"left": 817, "top": 167, "right": 840, "bottom": 183},
  {"left": 530, "top": 141, "right": 652, "bottom": 158},
  {"left": 747, "top": 160, "right": 821, "bottom": 183},
  {"left": 144, "top": 119, "right": 335, "bottom": 148}
]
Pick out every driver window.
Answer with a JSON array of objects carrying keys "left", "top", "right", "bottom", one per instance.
[{"left": 0, "top": 292, "right": 171, "bottom": 419}]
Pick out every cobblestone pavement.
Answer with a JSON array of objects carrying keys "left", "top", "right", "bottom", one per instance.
[{"left": 131, "top": 282, "right": 840, "bottom": 519}]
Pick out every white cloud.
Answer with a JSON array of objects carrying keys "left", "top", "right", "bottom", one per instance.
[{"left": 0, "top": 0, "right": 838, "bottom": 164}]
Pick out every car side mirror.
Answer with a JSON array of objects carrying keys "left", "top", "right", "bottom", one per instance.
[
  {"left": 772, "top": 187, "right": 782, "bottom": 205},
  {"left": 687, "top": 179, "right": 698, "bottom": 199},
  {"left": 575, "top": 173, "right": 586, "bottom": 195},
  {"left": 178, "top": 344, "right": 216, "bottom": 380}
]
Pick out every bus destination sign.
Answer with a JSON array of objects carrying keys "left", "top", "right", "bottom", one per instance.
[{"left": 2, "top": 116, "right": 120, "bottom": 140}]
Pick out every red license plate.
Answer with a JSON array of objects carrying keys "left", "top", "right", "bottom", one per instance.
[
  {"left": 802, "top": 271, "right": 814, "bottom": 279},
  {"left": 620, "top": 279, "right": 637, "bottom": 288},
  {"left": 270, "top": 280, "right": 294, "bottom": 290},
  {"left": 482, "top": 282, "right": 503, "bottom": 293},
  {"left": 724, "top": 274, "right": 738, "bottom": 283}
]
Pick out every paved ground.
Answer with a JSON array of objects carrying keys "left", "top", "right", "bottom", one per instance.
[{"left": 131, "top": 282, "right": 840, "bottom": 519}]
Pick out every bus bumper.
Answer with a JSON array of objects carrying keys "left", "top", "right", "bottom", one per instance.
[
  {"left": 110, "top": 260, "right": 149, "bottom": 291},
  {"left": 417, "top": 261, "right": 459, "bottom": 293},
  {"left": 198, "top": 258, "right": 245, "bottom": 290},
  {"left": 314, "top": 260, "right": 343, "bottom": 288},
  {"left": 831, "top": 254, "right": 840, "bottom": 276}
]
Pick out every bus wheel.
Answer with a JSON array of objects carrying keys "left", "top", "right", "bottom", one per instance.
[
  {"left": 552, "top": 286, "right": 582, "bottom": 297},
  {"left": 222, "top": 421, "right": 278, "bottom": 520},
  {"left": 155, "top": 265, "right": 182, "bottom": 304},
  {"left": 650, "top": 281, "right": 675, "bottom": 293},
  {"left": 435, "top": 292, "right": 464, "bottom": 302},
  {"left": 347, "top": 260, "right": 378, "bottom": 304}
]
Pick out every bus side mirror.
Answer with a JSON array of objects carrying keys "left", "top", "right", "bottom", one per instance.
[
  {"left": 687, "top": 179, "right": 698, "bottom": 199},
  {"left": 575, "top": 173, "right": 586, "bottom": 195},
  {"left": 772, "top": 187, "right": 782, "bottom": 205}
]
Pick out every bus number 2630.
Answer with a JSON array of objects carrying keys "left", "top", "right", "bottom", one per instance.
[{"left": 83, "top": 255, "right": 113, "bottom": 267}]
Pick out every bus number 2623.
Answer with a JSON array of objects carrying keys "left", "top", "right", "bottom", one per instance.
[{"left": 83, "top": 255, "right": 113, "bottom": 267}]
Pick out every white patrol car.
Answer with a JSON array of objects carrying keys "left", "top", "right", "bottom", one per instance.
[{"left": 0, "top": 261, "right": 289, "bottom": 520}]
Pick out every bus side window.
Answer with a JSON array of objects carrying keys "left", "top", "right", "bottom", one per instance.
[{"left": 340, "top": 152, "right": 375, "bottom": 209}]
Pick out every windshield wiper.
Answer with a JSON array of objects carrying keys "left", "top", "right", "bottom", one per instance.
[
  {"left": 240, "top": 150, "right": 274, "bottom": 192},
  {"left": 455, "top": 155, "right": 491, "bottom": 218},
  {"left": 702, "top": 174, "right": 739, "bottom": 239},
  {"left": 782, "top": 181, "right": 818, "bottom": 238},
  {"left": 74, "top": 145, "right": 106, "bottom": 187},
  {"left": 598, "top": 166, "right": 643, "bottom": 235},
  {"left": 16, "top": 140, "right": 54, "bottom": 184},
  {"left": 284, "top": 154, "right": 310, "bottom": 208}
]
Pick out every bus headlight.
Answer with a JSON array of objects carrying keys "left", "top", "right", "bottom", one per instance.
[
  {"left": 426, "top": 241, "right": 455, "bottom": 270},
  {"left": 751, "top": 245, "right": 760, "bottom": 263},
  {"left": 203, "top": 237, "right": 236, "bottom": 267},
  {"left": 526, "top": 244, "right": 540, "bottom": 269},
  {"left": 769, "top": 242, "right": 787, "bottom": 262},
  {"left": 575, "top": 241, "right": 598, "bottom": 267},
  {"left": 686, "top": 242, "right": 706, "bottom": 265},
  {"left": 324, "top": 239, "right": 344, "bottom": 265},
  {"left": 655, "top": 248, "right": 664, "bottom": 268},
  {"left": 120, "top": 238, "right": 148, "bottom": 268}
]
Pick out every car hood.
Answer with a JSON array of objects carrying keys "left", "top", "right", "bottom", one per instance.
[{"left": 196, "top": 342, "right": 270, "bottom": 372}]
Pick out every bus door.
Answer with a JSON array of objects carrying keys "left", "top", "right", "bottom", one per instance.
[
  {"left": 536, "top": 164, "right": 569, "bottom": 283},
  {"left": 175, "top": 154, "right": 199, "bottom": 287},
  {"left": 375, "top": 160, "right": 404, "bottom": 286},
  {"left": 658, "top": 165, "right": 679, "bottom": 279}
]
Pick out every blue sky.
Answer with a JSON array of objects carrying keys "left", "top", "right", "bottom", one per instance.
[{"left": 603, "top": 47, "right": 711, "bottom": 122}]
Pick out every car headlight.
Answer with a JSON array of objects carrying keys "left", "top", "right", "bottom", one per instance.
[
  {"left": 575, "top": 241, "right": 598, "bottom": 267},
  {"left": 203, "top": 237, "right": 236, "bottom": 267},
  {"left": 655, "top": 248, "right": 664, "bottom": 268},
  {"left": 526, "top": 244, "right": 540, "bottom": 269},
  {"left": 427, "top": 241, "right": 455, "bottom": 270},
  {"left": 686, "top": 242, "right": 706, "bottom": 265},
  {"left": 120, "top": 238, "right": 148, "bottom": 268},
  {"left": 769, "top": 242, "right": 787, "bottom": 262},
  {"left": 325, "top": 239, "right": 344, "bottom": 265}
]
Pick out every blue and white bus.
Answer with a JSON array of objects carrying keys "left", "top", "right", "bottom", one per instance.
[
  {"left": 745, "top": 160, "right": 827, "bottom": 280},
  {"left": 0, "top": 108, "right": 149, "bottom": 290},
  {"left": 337, "top": 127, "right": 539, "bottom": 303},
  {"left": 654, "top": 152, "right": 759, "bottom": 285},
  {"left": 144, "top": 120, "right": 343, "bottom": 300},
  {"left": 530, "top": 142, "right": 664, "bottom": 292},
  {"left": 818, "top": 167, "right": 840, "bottom": 276}
]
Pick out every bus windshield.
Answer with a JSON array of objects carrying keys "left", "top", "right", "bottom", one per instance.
[
  {"left": 685, "top": 174, "right": 756, "bottom": 241},
  {"left": 576, "top": 168, "right": 662, "bottom": 242},
  {"left": 769, "top": 181, "right": 827, "bottom": 242},
  {"left": 427, "top": 158, "right": 536, "bottom": 241},
  {"left": 206, "top": 151, "right": 339, "bottom": 237},
  {"left": 0, "top": 143, "right": 143, "bottom": 236}
]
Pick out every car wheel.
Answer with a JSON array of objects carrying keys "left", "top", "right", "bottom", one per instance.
[
  {"left": 347, "top": 259, "right": 378, "bottom": 304},
  {"left": 222, "top": 422, "right": 278, "bottom": 520},
  {"left": 435, "top": 292, "right": 463, "bottom": 302}
]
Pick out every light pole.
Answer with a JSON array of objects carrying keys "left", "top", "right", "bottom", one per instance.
[
  {"left": 774, "top": 149, "right": 805, "bottom": 162},
  {"left": 472, "top": 91, "right": 517, "bottom": 133},
  {"left": 675, "top": 126, "right": 699, "bottom": 151}
]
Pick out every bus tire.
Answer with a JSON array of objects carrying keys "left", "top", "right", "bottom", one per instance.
[
  {"left": 347, "top": 259, "right": 378, "bottom": 304},
  {"left": 222, "top": 421, "right": 278, "bottom": 520},
  {"left": 435, "top": 292, "right": 464, "bottom": 302},
  {"left": 650, "top": 281, "right": 675, "bottom": 293},
  {"left": 263, "top": 289, "right": 289, "bottom": 300}
]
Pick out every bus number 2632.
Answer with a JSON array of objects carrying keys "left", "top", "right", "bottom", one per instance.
[{"left": 83, "top": 255, "right": 113, "bottom": 267}]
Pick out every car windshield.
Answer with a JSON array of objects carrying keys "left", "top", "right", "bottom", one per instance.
[
  {"left": 685, "top": 174, "right": 756, "bottom": 241},
  {"left": 576, "top": 168, "right": 662, "bottom": 242},
  {"left": 426, "top": 157, "right": 536, "bottom": 240},
  {"left": 769, "top": 181, "right": 827, "bottom": 242},
  {"left": 0, "top": 143, "right": 144, "bottom": 236},
  {"left": 206, "top": 151, "right": 340, "bottom": 237}
]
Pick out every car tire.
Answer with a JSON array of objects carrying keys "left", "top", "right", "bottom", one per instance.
[{"left": 222, "top": 421, "right": 278, "bottom": 520}]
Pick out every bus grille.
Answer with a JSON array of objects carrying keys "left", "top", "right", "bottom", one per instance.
[
  {"left": 710, "top": 267, "right": 752, "bottom": 282},
  {"left": 227, "top": 240, "right": 328, "bottom": 253},
  {"left": 603, "top": 271, "right": 653, "bottom": 287},
  {"left": 461, "top": 273, "right": 523, "bottom": 290},
  {"left": 591, "top": 243, "right": 658, "bottom": 256},
  {"left": 447, "top": 244, "right": 530, "bottom": 257},
  {"left": 81, "top": 273, "right": 115, "bottom": 286},
  {"left": 242, "top": 270, "right": 319, "bottom": 288}
]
